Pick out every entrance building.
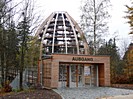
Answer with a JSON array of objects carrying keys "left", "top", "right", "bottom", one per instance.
[
  {"left": 42, "top": 54, "right": 110, "bottom": 88},
  {"left": 35, "top": 11, "right": 110, "bottom": 88}
]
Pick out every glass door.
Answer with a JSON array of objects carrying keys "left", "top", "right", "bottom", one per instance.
[
  {"left": 70, "top": 64, "right": 84, "bottom": 87},
  {"left": 59, "top": 64, "right": 67, "bottom": 88}
]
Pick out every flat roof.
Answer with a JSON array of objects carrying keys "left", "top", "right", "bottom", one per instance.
[{"left": 51, "top": 53, "right": 110, "bottom": 57}]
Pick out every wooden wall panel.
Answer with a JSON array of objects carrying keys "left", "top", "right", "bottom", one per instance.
[
  {"left": 43, "top": 59, "right": 52, "bottom": 88},
  {"left": 98, "top": 64, "right": 104, "bottom": 86},
  {"left": 42, "top": 54, "right": 110, "bottom": 88}
]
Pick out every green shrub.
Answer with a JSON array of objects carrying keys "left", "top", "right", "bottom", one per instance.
[
  {"left": 112, "top": 75, "right": 133, "bottom": 84},
  {"left": 12, "top": 88, "right": 21, "bottom": 92}
]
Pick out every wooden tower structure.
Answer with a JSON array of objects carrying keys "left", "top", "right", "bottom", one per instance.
[
  {"left": 35, "top": 11, "right": 89, "bottom": 56},
  {"left": 35, "top": 12, "right": 110, "bottom": 88}
]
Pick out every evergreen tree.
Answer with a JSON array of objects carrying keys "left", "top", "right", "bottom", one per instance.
[
  {"left": 17, "top": 12, "right": 31, "bottom": 90},
  {"left": 16, "top": 0, "right": 40, "bottom": 90},
  {"left": 98, "top": 38, "right": 122, "bottom": 83},
  {"left": 0, "top": 0, "right": 7, "bottom": 86},
  {"left": 5, "top": 19, "right": 19, "bottom": 82},
  {"left": 125, "top": 1, "right": 133, "bottom": 34},
  {"left": 0, "top": 0, "right": 19, "bottom": 86},
  {"left": 24, "top": 36, "right": 40, "bottom": 70}
]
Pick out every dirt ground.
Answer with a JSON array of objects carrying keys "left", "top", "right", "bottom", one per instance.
[{"left": 0, "top": 89, "right": 62, "bottom": 99}]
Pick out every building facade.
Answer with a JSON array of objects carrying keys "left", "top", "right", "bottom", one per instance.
[{"left": 35, "top": 11, "right": 110, "bottom": 88}]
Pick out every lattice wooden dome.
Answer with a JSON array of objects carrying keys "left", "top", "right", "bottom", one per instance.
[{"left": 35, "top": 11, "right": 89, "bottom": 55}]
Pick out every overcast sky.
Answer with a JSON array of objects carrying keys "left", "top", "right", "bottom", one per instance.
[
  {"left": 14, "top": 0, "right": 132, "bottom": 41},
  {"left": 36, "top": 0, "right": 131, "bottom": 41},
  {"left": 13, "top": 0, "right": 132, "bottom": 56},
  {"left": 34, "top": 0, "right": 132, "bottom": 56}
]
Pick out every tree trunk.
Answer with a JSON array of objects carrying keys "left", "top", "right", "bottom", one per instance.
[
  {"left": 20, "top": 46, "right": 24, "bottom": 90},
  {"left": 1, "top": 54, "right": 5, "bottom": 86},
  {"left": 93, "top": 0, "right": 97, "bottom": 55}
]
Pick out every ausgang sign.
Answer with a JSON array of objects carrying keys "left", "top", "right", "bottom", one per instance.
[{"left": 72, "top": 57, "right": 93, "bottom": 61}]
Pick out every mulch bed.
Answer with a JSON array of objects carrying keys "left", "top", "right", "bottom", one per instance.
[{"left": 0, "top": 89, "right": 62, "bottom": 99}]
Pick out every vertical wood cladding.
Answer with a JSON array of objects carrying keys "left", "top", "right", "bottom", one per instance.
[
  {"left": 98, "top": 64, "right": 105, "bottom": 86},
  {"left": 51, "top": 62, "right": 59, "bottom": 88},
  {"left": 42, "top": 54, "right": 110, "bottom": 88},
  {"left": 43, "top": 59, "right": 52, "bottom": 88}
]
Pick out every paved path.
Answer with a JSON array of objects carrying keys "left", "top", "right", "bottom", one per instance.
[
  {"left": 54, "top": 87, "right": 133, "bottom": 99},
  {"left": 102, "top": 94, "right": 133, "bottom": 99}
]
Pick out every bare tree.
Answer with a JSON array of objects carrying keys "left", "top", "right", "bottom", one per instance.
[
  {"left": 80, "top": 0, "right": 111, "bottom": 55},
  {"left": 120, "top": 38, "right": 129, "bottom": 58}
]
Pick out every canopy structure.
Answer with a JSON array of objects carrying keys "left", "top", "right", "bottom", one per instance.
[{"left": 35, "top": 11, "right": 89, "bottom": 56}]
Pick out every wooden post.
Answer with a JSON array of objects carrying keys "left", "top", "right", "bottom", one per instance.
[
  {"left": 96, "top": 65, "right": 99, "bottom": 87},
  {"left": 76, "top": 65, "right": 78, "bottom": 87},
  {"left": 37, "top": 60, "right": 41, "bottom": 84},
  {"left": 66, "top": 65, "right": 69, "bottom": 87},
  {"left": 69, "top": 65, "right": 71, "bottom": 88}
]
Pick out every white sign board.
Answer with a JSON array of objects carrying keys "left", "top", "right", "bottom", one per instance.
[{"left": 84, "top": 66, "right": 90, "bottom": 76}]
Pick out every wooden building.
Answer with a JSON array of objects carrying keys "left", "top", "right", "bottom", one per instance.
[{"left": 35, "top": 11, "right": 110, "bottom": 88}]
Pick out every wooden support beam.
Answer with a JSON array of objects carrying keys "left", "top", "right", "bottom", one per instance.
[
  {"left": 37, "top": 60, "right": 41, "bottom": 84},
  {"left": 66, "top": 65, "right": 69, "bottom": 87},
  {"left": 76, "top": 65, "right": 78, "bottom": 87}
]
